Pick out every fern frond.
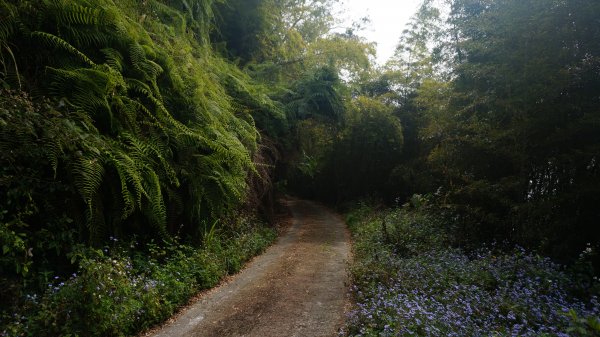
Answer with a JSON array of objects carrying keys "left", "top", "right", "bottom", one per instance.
[
  {"left": 126, "top": 77, "right": 153, "bottom": 97},
  {"left": 174, "top": 129, "right": 212, "bottom": 151},
  {"left": 106, "top": 148, "right": 146, "bottom": 213},
  {"left": 0, "top": 1, "right": 17, "bottom": 43},
  {"left": 117, "top": 180, "right": 136, "bottom": 220},
  {"left": 47, "top": 67, "right": 110, "bottom": 118},
  {"left": 31, "top": 31, "right": 94, "bottom": 66},
  {"left": 126, "top": 78, "right": 173, "bottom": 124},
  {"left": 111, "top": 95, "right": 140, "bottom": 134},
  {"left": 126, "top": 78, "right": 161, "bottom": 105},
  {"left": 1, "top": 43, "right": 22, "bottom": 89},
  {"left": 141, "top": 168, "right": 167, "bottom": 235},
  {"left": 72, "top": 153, "right": 105, "bottom": 207},
  {"left": 121, "top": 132, "right": 179, "bottom": 186},
  {"left": 44, "top": 139, "right": 64, "bottom": 178},
  {"left": 120, "top": 95, "right": 163, "bottom": 128},
  {"left": 148, "top": 0, "right": 187, "bottom": 34},
  {"left": 129, "top": 42, "right": 163, "bottom": 81},
  {"left": 55, "top": 2, "right": 101, "bottom": 26},
  {"left": 101, "top": 48, "right": 124, "bottom": 72},
  {"left": 144, "top": 59, "right": 164, "bottom": 79},
  {"left": 47, "top": 65, "right": 129, "bottom": 132}
]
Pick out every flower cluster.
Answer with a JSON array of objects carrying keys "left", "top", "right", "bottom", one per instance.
[{"left": 343, "top": 206, "right": 600, "bottom": 337}]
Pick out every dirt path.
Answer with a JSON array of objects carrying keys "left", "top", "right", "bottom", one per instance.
[{"left": 148, "top": 198, "right": 351, "bottom": 337}]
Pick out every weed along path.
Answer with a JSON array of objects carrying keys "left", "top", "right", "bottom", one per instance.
[{"left": 147, "top": 198, "right": 351, "bottom": 337}]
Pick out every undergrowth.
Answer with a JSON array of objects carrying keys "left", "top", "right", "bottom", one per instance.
[
  {"left": 342, "top": 199, "right": 600, "bottom": 336},
  {"left": 1, "top": 217, "right": 276, "bottom": 337}
]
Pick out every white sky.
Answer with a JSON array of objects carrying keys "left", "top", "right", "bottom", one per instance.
[{"left": 334, "top": 0, "right": 423, "bottom": 65}]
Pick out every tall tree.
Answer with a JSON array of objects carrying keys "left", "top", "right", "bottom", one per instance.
[
  {"left": 387, "top": 0, "right": 447, "bottom": 95},
  {"left": 429, "top": 0, "right": 600, "bottom": 257}
]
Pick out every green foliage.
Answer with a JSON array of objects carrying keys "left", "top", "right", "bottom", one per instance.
[
  {"left": 3, "top": 219, "right": 276, "bottom": 337},
  {"left": 369, "top": 0, "right": 600, "bottom": 263},
  {"left": 257, "top": 0, "right": 340, "bottom": 65},
  {"left": 32, "top": 31, "right": 96, "bottom": 66},
  {"left": 0, "top": 0, "right": 283, "bottom": 329},
  {"left": 0, "top": 222, "right": 31, "bottom": 277},
  {"left": 3, "top": 0, "right": 598, "bottom": 334},
  {"left": 343, "top": 203, "right": 600, "bottom": 336},
  {"left": 316, "top": 96, "right": 404, "bottom": 202},
  {"left": 285, "top": 65, "right": 344, "bottom": 122},
  {"left": 0, "top": 0, "right": 280, "bottom": 238},
  {"left": 211, "top": 0, "right": 269, "bottom": 64},
  {"left": 566, "top": 309, "right": 600, "bottom": 336},
  {"left": 387, "top": 0, "right": 446, "bottom": 91},
  {"left": 0, "top": 89, "right": 85, "bottom": 314},
  {"left": 431, "top": 0, "right": 600, "bottom": 258}
]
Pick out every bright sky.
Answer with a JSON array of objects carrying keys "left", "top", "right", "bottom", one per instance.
[{"left": 335, "top": 0, "right": 423, "bottom": 65}]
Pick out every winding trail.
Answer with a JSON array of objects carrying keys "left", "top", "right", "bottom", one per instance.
[{"left": 148, "top": 198, "right": 351, "bottom": 337}]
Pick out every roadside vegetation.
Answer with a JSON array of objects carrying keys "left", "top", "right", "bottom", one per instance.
[
  {"left": 4, "top": 217, "right": 275, "bottom": 336},
  {"left": 342, "top": 199, "right": 600, "bottom": 336}
]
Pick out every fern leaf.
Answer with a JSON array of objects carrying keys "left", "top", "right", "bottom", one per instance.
[
  {"left": 65, "top": 4, "right": 100, "bottom": 25},
  {"left": 121, "top": 132, "right": 179, "bottom": 187},
  {"left": 85, "top": 195, "right": 107, "bottom": 245},
  {"left": 0, "top": 1, "right": 16, "bottom": 43},
  {"left": 44, "top": 139, "right": 64, "bottom": 178},
  {"left": 107, "top": 148, "right": 146, "bottom": 210},
  {"left": 72, "top": 153, "right": 105, "bottom": 207},
  {"left": 141, "top": 168, "right": 167, "bottom": 235},
  {"left": 101, "top": 48, "right": 124, "bottom": 72},
  {"left": 31, "top": 31, "right": 94, "bottom": 66}
]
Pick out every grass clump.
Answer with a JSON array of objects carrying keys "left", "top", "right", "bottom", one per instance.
[{"left": 342, "top": 200, "right": 600, "bottom": 337}]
